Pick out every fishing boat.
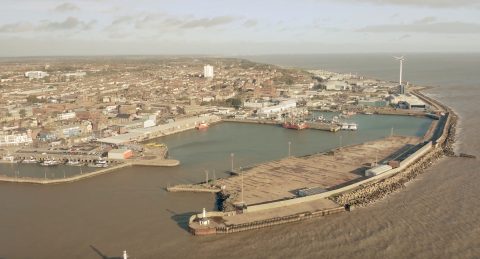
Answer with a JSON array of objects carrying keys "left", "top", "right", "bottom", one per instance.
[
  {"left": 341, "top": 123, "right": 358, "bottom": 131},
  {"left": 196, "top": 122, "right": 209, "bottom": 130},
  {"left": 88, "top": 159, "right": 108, "bottom": 168},
  {"left": 2, "top": 155, "right": 17, "bottom": 163},
  {"left": 41, "top": 159, "right": 61, "bottom": 166},
  {"left": 22, "top": 157, "right": 38, "bottom": 164},
  {"left": 66, "top": 160, "right": 83, "bottom": 166},
  {"left": 282, "top": 121, "right": 308, "bottom": 130}
]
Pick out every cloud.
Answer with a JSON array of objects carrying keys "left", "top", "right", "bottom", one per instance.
[
  {"left": 358, "top": 19, "right": 480, "bottom": 34},
  {"left": 333, "top": 0, "right": 480, "bottom": 8},
  {"left": 38, "top": 17, "right": 95, "bottom": 31},
  {"left": 180, "top": 16, "right": 237, "bottom": 29},
  {"left": 111, "top": 16, "right": 135, "bottom": 26},
  {"left": 0, "top": 17, "right": 95, "bottom": 33},
  {"left": 0, "top": 22, "right": 34, "bottom": 33},
  {"left": 243, "top": 19, "right": 258, "bottom": 28},
  {"left": 414, "top": 16, "right": 436, "bottom": 24},
  {"left": 53, "top": 2, "right": 80, "bottom": 12},
  {"left": 108, "top": 13, "right": 239, "bottom": 32}
]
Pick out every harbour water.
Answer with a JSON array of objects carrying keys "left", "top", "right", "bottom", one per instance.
[{"left": 0, "top": 53, "right": 479, "bottom": 258}]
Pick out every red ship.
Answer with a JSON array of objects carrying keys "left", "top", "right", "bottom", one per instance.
[
  {"left": 282, "top": 121, "right": 308, "bottom": 130},
  {"left": 196, "top": 122, "right": 209, "bottom": 130}
]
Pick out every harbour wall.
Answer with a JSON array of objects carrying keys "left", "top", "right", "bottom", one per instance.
[
  {"left": 0, "top": 158, "right": 180, "bottom": 185},
  {"left": 0, "top": 162, "right": 131, "bottom": 185},
  {"left": 189, "top": 207, "right": 345, "bottom": 236}
]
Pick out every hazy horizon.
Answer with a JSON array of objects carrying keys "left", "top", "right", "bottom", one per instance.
[
  {"left": 1, "top": 52, "right": 479, "bottom": 59},
  {"left": 1, "top": 0, "right": 479, "bottom": 56}
]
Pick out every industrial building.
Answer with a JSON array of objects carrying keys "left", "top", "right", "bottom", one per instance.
[
  {"left": 258, "top": 100, "right": 296, "bottom": 117},
  {"left": 365, "top": 164, "right": 393, "bottom": 177},
  {"left": 24, "top": 71, "right": 49, "bottom": 79},
  {"left": 108, "top": 149, "right": 133, "bottom": 160}
]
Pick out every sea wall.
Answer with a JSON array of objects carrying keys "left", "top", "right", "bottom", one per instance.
[
  {"left": 0, "top": 163, "right": 131, "bottom": 184},
  {"left": 331, "top": 92, "right": 457, "bottom": 207},
  {"left": 189, "top": 207, "right": 345, "bottom": 235}
]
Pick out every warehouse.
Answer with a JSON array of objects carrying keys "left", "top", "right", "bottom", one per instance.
[{"left": 108, "top": 149, "right": 133, "bottom": 160}]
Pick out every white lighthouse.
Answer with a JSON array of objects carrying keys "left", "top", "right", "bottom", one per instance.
[{"left": 199, "top": 208, "right": 210, "bottom": 225}]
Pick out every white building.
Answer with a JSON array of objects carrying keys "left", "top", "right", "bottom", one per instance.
[
  {"left": 244, "top": 100, "right": 272, "bottom": 109},
  {"left": 64, "top": 71, "right": 86, "bottom": 77},
  {"left": 57, "top": 112, "right": 76, "bottom": 121},
  {"left": 24, "top": 71, "right": 49, "bottom": 79},
  {"left": 258, "top": 100, "right": 296, "bottom": 116},
  {"left": 325, "top": 81, "right": 350, "bottom": 91},
  {"left": 204, "top": 65, "right": 214, "bottom": 78},
  {"left": 389, "top": 94, "right": 426, "bottom": 110},
  {"left": 0, "top": 132, "right": 33, "bottom": 146}
]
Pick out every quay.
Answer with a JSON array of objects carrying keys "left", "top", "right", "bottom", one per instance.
[
  {"left": 0, "top": 157, "right": 180, "bottom": 184},
  {"left": 222, "top": 118, "right": 340, "bottom": 132},
  {"left": 0, "top": 162, "right": 131, "bottom": 184}
]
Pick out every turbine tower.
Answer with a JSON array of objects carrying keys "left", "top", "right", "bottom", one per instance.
[{"left": 394, "top": 56, "right": 405, "bottom": 85}]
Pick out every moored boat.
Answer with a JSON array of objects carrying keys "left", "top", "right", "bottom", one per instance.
[
  {"left": 41, "top": 159, "right": 61, "bottom": 166},
  {"left": 341, "top": 123, "right": 358, "bottom": 131},
  {"left": 88, "top": 159, "right": 108, "bottom": 168},
  {"left": 22, "top": 157, "right": 38, "bottom": 164},
  {"left": 2, "top": 155, "right": 17, "bottom": 163},
  {"left": 66, "top": 160, "right": 83, "bottom": 166},
  {"left": 196, "top": 122, "right": 209, "bottom": 130},
  {"left": 282, "top": 121, "right": 308, "bottom": 130}
]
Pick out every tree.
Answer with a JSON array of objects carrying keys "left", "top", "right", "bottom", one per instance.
[
  {"left": 19, "top": 109, "right": 26, "bottom": 118},
  {"left": 226, "top": 98, "right": 242, "bottom": 109}
]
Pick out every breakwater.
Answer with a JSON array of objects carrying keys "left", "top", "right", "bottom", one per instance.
[
  {"left": 0, "top": 162, "right": 131, "bottom": 184},
  {"left": 0, "top": 158, "right": 180, "bottom": 184},
  {"left": 189, "top": 206, "right": 346, "bottom": 235},
  {"left": 332, "top": 92, "right": 458, "bottom": 208}
]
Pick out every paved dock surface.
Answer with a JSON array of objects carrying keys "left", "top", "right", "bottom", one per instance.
[{"left": 214, "top": 136, "right": 420, "bottom": 206}]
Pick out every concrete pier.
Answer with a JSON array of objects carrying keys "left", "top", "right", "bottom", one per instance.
[
  {"left": 0, "top": 163, "right": 131, "bottom": 184},
  {"left": 223, "top": 119, "right": 341, "bottom": 132}
]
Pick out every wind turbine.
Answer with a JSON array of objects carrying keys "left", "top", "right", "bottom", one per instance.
[{"left": 394, "top": 56, "right": 405, "bottom": 85}]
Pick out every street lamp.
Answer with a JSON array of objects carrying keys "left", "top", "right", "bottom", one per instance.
[
  {"left": 230, "top": 153, "right": 234, "bottom": 172},
  {"left": 240, "top": 166, "right": 244, "bottom": 204},
  {"left": 288, "top": 141, "right": 291, "bottom": 157}
]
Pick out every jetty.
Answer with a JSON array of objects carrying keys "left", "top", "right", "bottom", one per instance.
[{"left": 222, "top": 118, "right": 341, "bottom": 132}]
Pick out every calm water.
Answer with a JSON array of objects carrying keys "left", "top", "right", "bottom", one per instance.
[
  {"left": 160, "top": 116, "right": 430, "bottom": 180},
  {"left": 1, "top": 53, "right": 479, "bottom": 259}
]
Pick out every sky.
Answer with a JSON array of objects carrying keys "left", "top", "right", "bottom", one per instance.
[{"left": 0, "top": 0, "right": 479, "bottom": 56}]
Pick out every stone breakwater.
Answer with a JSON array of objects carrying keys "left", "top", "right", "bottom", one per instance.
[
  {"left": 331, "top": 148, "right": 445, "bottom": 207},
  {"left": 332, "top": 104, "right": 458, "bottom": 208}
]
